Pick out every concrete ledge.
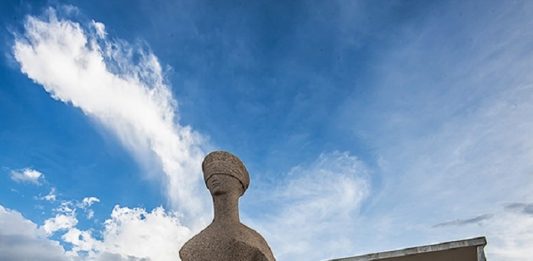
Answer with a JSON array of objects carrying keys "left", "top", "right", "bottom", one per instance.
[{"left": 330, "top": 237, "right": 487, "bottom": 261}]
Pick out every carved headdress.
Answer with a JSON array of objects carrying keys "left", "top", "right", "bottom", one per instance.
[{"left": 202, "top": 151, "right": 250, "bottom": 194}]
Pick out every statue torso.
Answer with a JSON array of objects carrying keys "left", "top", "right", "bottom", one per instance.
[{"left": 179, "top": 222, "right": 275, "bottom": 261}]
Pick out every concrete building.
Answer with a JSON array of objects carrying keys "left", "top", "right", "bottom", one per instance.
[{"left": 330, "top": 237, "right": 487, "bottom": 261}]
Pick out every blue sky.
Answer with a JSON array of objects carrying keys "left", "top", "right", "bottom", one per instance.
[{"left": 1, "top": 1, "right": 533, "bottom": 260}]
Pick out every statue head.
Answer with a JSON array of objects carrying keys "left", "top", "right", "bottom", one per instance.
[
  {"left": 180, "top": 151, "right": 276, "bottom": 261},
  {"left": 202, "top": 151, "right": 250, "bottom": 196}
]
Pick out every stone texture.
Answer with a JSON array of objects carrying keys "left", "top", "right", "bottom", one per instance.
[
  {"left": 202, "top": 151, "right": 250, "bottom": 193},
  {"left": 179, "top": 151, "right": 275, "bottom": 261}
]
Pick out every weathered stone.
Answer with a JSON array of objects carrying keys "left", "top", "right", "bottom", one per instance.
[{"left": 179, "top": 151, "right": 275, "bottom": 261}]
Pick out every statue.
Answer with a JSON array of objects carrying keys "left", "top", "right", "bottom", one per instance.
[{"left": 179, "top": 151, "right": 276, "bottom": 261}]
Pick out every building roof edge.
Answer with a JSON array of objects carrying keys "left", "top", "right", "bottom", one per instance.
[{"left": 330, "top": 236, "right": 487, "bottom": 261}]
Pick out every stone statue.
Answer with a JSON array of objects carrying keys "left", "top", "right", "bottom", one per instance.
[{"left": 179, "top": 151, "right": 276, "bottom": 261}]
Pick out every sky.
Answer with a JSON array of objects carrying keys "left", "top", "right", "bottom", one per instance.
[{"left": 1, "top": 0, "right": 532, "bottom": 260}]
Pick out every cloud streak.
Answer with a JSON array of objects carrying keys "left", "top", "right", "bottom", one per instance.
[
  {"left": 12, "top": 8, "right": 209, "bottom": 225},
  {"left": 505, "top": 203, "right": 533, "bottom": 215},
  {"left": 251, "top": 151, "right": 370, "bottom": 261},
  {"left": 433, "top": 214, "right": 493, "bottom": 228}
]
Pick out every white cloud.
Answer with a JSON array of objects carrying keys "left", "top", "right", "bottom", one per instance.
[
  {"left": 86, "top": 209, "right": 95, "bottom": 220},
  {"left": 251, "top": 151, "right": 370, "bottom": 261},
  {"left": 0, "top": 205, "right": 68, "bottom": 261},
  {"left": 91, "top": 20, "right": 106, "bottom": 38},
  {"left": 81, "top": 197, "right": 100, "bottom": 208},
  {"left": 13, "top": 8, "right": 209, "bottom": 226},
  {"left": 10, "top": 168, "right": 44, "bottom": 185},
  {"left": 2, "top": 202, "right": 193, "bottom": 261},
  {"left": 43, "top": 214, "right": 78, "bottom": 234},
  {"left": 62, "top": 227, "right": 101, "bottom": 256},
  {"left": 486, "top": 210, "right": 533, "bottom": 260},
  {"left": 61, "top": 205, "right": 192, "bottom": 261},
  {"left": 11, "top": 9, "right": 215, "bottom": 259},
  {"left": 56, "top": 201, "right": 76, "bottom": 214},
  {"left": 42, "top": 187, "right": 57, "bottom": 201},
  {"left": 98, "top": 206, "right": 192, "bottom": 260}
]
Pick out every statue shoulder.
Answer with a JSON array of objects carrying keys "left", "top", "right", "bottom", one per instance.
[
  {"left": 179, "top": 228, "right": 212, "bottom": 259},
  {"left": 240, "top": 224, "right": 268, "bottom": 242},
  {"left": 179, "top": 224, "right": 275, "bottom": 261},
  {"left": 239, "top": 224, "right": 276, "bottom": 261}
]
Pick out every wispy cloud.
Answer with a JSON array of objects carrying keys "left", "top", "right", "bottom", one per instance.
[
  {"left": 12, "top": 8, "right": 209, "bottom": 226},
  {"left": 505, "top": 203, "right": 533, "bottom": 215},
  {"left": 433, "top": 214, "right": 493, "bottom": 228},
  {"left": 251, "top": 151, "right": 370, "bottom": 261},
  {"left": 41, "top": 187, "right": 57, "bottom": 201},
  {"left": 9, "top": 168, "right": 44, "bottom": 185},
  {"left": 336, "top": 2, "right": 533, "bottom": 260}
]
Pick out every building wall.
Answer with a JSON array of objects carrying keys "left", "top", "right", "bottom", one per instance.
[{"left": 377, "top": 246, "right": 478, "bottom": 261}]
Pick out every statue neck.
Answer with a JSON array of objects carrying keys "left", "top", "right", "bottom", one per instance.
[{"left": 212, "top": 192, "right": 240, "bottom": 225}]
